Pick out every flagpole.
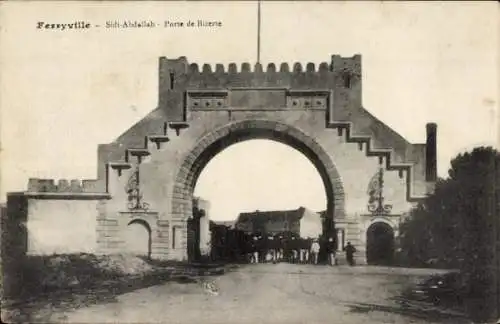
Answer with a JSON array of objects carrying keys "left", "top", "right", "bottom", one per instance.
[{"left": 257, "top": 0, "right": 261, "bottom": 64}]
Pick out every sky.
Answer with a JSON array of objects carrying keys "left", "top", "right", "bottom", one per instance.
[
  {"left": 194, "top": 139, "right": 327, "bottom": 220},
  {"left": 1, "top": 2, "right": 498, "bottom": 219}
]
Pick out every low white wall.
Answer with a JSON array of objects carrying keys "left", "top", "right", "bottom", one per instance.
[{"left": 26, "top": 199, "right": 99, "bottom": 255}]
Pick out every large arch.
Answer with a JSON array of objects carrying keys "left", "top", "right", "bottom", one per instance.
[{"left": 170, "top": 119, "right": 346, "bottom": 233}]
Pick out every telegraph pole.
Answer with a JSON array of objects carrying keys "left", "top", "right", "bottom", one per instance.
[{"left": 257, "top": 0, "right": 261, "bottom": 63}]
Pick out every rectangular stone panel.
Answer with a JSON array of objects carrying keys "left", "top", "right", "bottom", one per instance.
[
  {"left": 97, "top": 219, "right": 118, "bottom": 226},
  {"left": 154, "top": 238, "right": 170, "bottom": 244},
  {"left": 151, "top": 244, "right": 170, "bottom": 250},
  {"left": 119, "top": 211, "right": 158, "bottom": 218},
  {"left": 286, "top": 90, "right": 330, "bottom": 110},
  {"left": 187, "top": 90, "right": 228, "bottom": 110},
  {"left": 157, "top": 220, "right": 170, "bottom": 227},
  {"left": 229, "top": 89, "right": 286, "bottom": 109}
]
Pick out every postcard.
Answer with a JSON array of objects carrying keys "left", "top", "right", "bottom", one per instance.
[{"left": 1, "top": 1, "right": 498, "bottom": 323}]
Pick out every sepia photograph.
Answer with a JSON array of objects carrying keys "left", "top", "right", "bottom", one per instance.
[{"left": 0, "top": 1, "right": 499, "bottom": 323}]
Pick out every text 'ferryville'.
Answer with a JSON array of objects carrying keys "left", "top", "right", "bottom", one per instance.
[{"left": 37, "top": 21, "right": 91, "bottom": 30}]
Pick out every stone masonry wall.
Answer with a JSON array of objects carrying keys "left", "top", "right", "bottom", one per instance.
[{"left": 100, "top": 107, "right": 426, "bottom": 261}]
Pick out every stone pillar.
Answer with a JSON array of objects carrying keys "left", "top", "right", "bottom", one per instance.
[
  {"left": 152, "top": 220, "right": 170, "bottom": 260},
  {"left": 336, "top": 228, "right": 344, "bottom": 252},
  {"left": 170, "top": 220, "right": 188, "bottom": 261}
]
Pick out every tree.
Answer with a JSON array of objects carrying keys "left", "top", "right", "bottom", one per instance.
[
  {"left": 449, "top": 147, "right": 498, "bottom": 323},
  {"left": 399, "top": 146, "right": 498, "bottom": 322},
  {"left": 399, "top": 177, "right": 467, "bottom": 268}
]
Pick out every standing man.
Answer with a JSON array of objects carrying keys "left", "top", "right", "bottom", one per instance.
[
  {"left": 311, "top": 238, "right": 320, "bottom": 265},
  {"left": 279, "top": 234, "right": 285, "bottom": 262},
  {"left": 327, "top": 237, "right": 337, "bottom": 266},
  {"left": 282, "top": 234, "right": 291, "bottom": 263},
  {"left": 304, "top": 237, "right": 311, "bottom": 264},
  {"left": 244, "top": 234, "right": 252, "bottom": 263},
  {"left": 344, "top": 241, "right": 356, "bottom": 266},
  {"left": 299, "top": 238, "right": 307, "bottom": 264},
  {"left": 304, "top": 237, "right": 312, "bottom": 264},
  {"left": 258, "top": 234, "right": 267, "bottom": 263},
  {"left": 275, "top": 234, "right": 283, "bottom": 262},
  {"left": 256, "top": 234, "right": 264, "bottom": 263},
  {"left": 267, "top": 235, "right": 275, "bottom": 263},
  {"left": 252, "top": 235, "right": 259, "bottom": 263},
  {"left": 290, "top": 237, "right": 299, "bottom": 264}
]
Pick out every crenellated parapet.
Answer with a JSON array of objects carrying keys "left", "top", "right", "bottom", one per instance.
[
  {"left": 27, "top": 178, "right": 100, "bottom": 193},
  {"left": 159, "top": 56, "right": 361, "bottom": 89},
  {"left": 158, "top": 55, "right": 362, "bottom": 121}
]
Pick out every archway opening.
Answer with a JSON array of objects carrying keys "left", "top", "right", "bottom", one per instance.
[
  {"left": 366, "top": 222, "right": 395, "bottom": 266},
  {"left": 195, "top": 139, "right": 327, "bottom": 222},
  {"left": 192, "top": 139, "right": 329, "bottom": 264},
  {"left": 124, "top": 219, "right": 152, "bottom": 259},
  {"left": 172, "top": 121, "right": 346, "bottom": 264}
]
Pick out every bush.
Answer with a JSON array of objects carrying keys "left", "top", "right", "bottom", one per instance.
[{"left": 6, "top": 253, "right": 160, "bottom": 300}]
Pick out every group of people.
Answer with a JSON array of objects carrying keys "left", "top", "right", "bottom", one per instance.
[
  {"left": 208, "top": 227, "right": 358, "bottom": 266},
  {"left": 245, "top": 233, "right": 357, "bottom": 266}
]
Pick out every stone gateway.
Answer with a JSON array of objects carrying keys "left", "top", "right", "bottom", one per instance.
[{"left": 4, "top": 54, "right": 437, "bottom": 265}]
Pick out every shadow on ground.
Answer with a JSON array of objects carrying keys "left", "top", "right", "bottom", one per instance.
[
  {"left": 345, "top": 301, "right": 469, "bottom": 323},
  {"left": 2, "top": 264, "right": 229, "bottom": 324},
  {"left": 343, "top": 279, "right": 469, "bottom": 324}
]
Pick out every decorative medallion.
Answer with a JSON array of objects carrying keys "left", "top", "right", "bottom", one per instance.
[
  {"left": 367, "top": 166, "right": 393, "bottom": 215},
  {"left": 125, "top": 166, "right": 150, "bottom": 211}
]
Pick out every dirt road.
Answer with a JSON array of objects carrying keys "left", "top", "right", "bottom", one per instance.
[{"left": 5, "top": 263, "right": 468, "bottom": 323}]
